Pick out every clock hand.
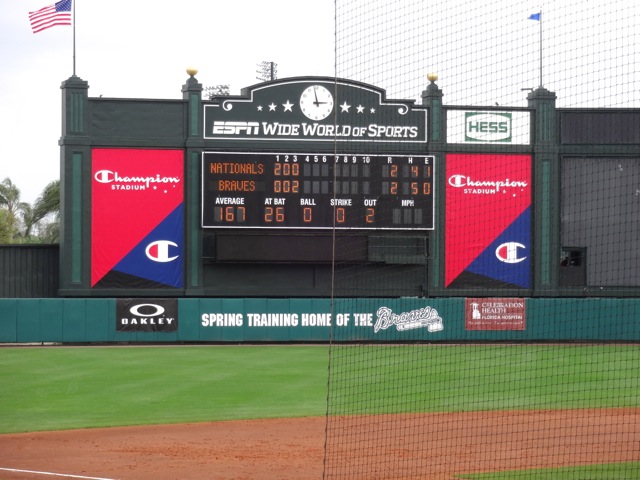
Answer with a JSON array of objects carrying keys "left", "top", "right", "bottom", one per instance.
[{"left": 313, "top": 88, "right": 320, "bottom": 106}]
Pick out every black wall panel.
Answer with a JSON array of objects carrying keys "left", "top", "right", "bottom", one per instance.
[{"left": 0, "top": 245, "right": 59, "bottom": 298}]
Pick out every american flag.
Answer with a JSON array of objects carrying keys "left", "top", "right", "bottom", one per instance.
[{"left": 29, "top": 0, "right": 72, "bottom": 33}]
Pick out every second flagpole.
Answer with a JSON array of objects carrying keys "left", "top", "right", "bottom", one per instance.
[
  {"left": 538, "top": 10, "right": 543, "bottom": 87},
  {"left": 72, "top": 0, "right": 76, "bottom": 76}
]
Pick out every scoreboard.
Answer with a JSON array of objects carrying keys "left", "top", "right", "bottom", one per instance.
[{"left": 202, "top": 152, "right": 434, "bottom": 230}]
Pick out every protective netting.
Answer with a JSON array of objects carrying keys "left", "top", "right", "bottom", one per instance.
[
  {"left": 333, "top": 0, "right": 640, "bottom": 109},
  {"left": 323, "top": 1, "right": 640, "bottom": 478}
]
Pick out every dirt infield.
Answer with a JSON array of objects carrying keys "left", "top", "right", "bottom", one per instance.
[{"left": 1, "top": 409, "right": 638, "bottom": 479}]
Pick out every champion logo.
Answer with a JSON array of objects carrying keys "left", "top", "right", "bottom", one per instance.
[
  {"left": 448, "top": 174, "right": 467, "bottom": 187},
  {"left": 94, "top": 170, "right": 181, "bottom": 189},
  {"left": 448, "top": 174, "right": 527, "bottom": 192},
  {"left": 145, "top": 240, "right": 179, "bottom": 263},
  {"left": 495, "top": 242, "right": 527, "bottom": 264}
]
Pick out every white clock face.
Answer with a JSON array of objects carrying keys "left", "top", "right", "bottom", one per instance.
[{"left": 299, "top": 85, "right": 334, "bottom": 121}]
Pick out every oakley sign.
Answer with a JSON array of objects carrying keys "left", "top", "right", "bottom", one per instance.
[{"left": 116, "top": 298, "right": 178, "bottom": 332}]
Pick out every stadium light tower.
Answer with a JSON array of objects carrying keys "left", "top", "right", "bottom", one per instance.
[
  {"left": 256, "top": 61, "right": 278, "bottom": 82},
  {"left": 203, "top": 85, "right": 230, "bottom": 100}
]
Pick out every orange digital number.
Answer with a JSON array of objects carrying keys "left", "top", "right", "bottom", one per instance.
[
  {"left": 237, "top": 206, "right": 246, "bottom": 222},
  {"left": 265, "top": 206, "right": 285, "bottom": 223},
  {"left": 365, "top": 208, "right": 375, "bottom": 223},
  {"left": 274, "top": 163, "right": 300, "bottom": 176},
  {"left": 410, "top": 182, "right": 431, "bottom": 195},
  {"left": 303, "top": 207, "right": 313, "bottom": 223},
  {"left": 335, "top": 207, "right": 346, "bottom": 223},
  {"left": 215, "top": 206, "right": 246, "bottom": 223},
  {"left": 273, "top": 180, "right": 300, "bottom": 193}
]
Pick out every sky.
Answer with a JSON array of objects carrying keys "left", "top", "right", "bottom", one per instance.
[{"left": 1, "top": 0, "right": 638, "bottom": 204}]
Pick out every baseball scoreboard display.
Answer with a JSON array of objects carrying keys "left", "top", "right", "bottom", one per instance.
[{"left": 202, "top": 152, "right": 435, "bottom": 230}]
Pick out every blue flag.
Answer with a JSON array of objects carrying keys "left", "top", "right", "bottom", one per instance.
[{"left": 528, "top": 12, "right": 541, "bottom": 21}]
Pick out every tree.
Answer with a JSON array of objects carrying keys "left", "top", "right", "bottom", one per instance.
[
  {"left": 26, "top": 180, "right": 60, "bottom": 242},
  {"left": 0, "top": 177, "right": 27, "bottom": 218},
  {"left": 0, "top": 209, "right": 14, "bottom": 243},
  {"left": 0, "top": 178, "right": 60, "bottom": 243},
  {"left": 0, "top": 177, "right": 28, "bottom": 242}
]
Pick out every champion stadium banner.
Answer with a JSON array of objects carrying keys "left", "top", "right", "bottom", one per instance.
[
  {"left": 91, "top": 148, "right": 184, "bottom": 289},
  {"left": 445, "top": 153, "right": 531, "bottom": 289}
]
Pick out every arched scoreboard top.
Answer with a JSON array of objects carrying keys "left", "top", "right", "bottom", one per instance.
[{"left": 202, "top": 76, "right": 428, "bottom": 146}]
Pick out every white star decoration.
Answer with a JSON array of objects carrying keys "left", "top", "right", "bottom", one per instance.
[{"left": 254, "top": 99, "right": 377, "bottom": 115}]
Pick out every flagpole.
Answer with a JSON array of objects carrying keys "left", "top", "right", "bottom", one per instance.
[
  {"left": 538, "top": 10, "right": 543, "bottom": 87},
  {"left": 72, "top": 0, "right": 76, "bottom": 76}
]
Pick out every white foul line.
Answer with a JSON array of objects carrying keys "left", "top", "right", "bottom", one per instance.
[{"left": 0, "top": 467, "right": 117, "bottom": 480}]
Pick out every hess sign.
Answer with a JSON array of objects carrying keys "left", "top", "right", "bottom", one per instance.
[{"left": 202, "top": 152, "right": 434, "bottom": 230}]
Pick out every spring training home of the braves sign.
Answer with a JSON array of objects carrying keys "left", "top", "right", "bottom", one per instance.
[{"left": 204, "top": 77, "right": 428, "bottom": 143}]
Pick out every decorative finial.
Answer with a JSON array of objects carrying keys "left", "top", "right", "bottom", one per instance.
[
  {"left": 427, "top": 73, "right": 438, "bottom": 83},
  {"left": 186, "top": 67, "right": 198, "bottom": 77}
]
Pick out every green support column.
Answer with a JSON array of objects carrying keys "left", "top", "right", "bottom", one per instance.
[
  {"left": 527, "top": 87, "right": 559, "bottom": 294},
  {"left": 59, "top": 76, "right": 90, "bottom": 294},
  {"left": 421, "top": 74, "right": 444, "bottom": 293},
  {"left": 182, "top": 69, "right": 204, "bottom": 293}
]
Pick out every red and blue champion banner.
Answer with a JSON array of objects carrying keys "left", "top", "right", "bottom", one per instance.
[
  {"left": 91, "top": 149, "right": 184, "bottom": 288},
  {"left": 445, "top": 154, "right": 531, "bottom": 289}
]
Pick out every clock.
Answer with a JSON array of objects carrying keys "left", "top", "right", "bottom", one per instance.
[{"left": 299, "top": 85, "right": 334, "bottom": 121}]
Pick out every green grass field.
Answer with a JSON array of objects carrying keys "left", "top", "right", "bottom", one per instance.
[
  {"left": 0, "top": 345, "right": 330, "bottom": 433},
  {"left": 0, "top": 344, "right": 638, "bottom": 477},
  {"left": 1, "top": 344, "right": 638, "bottom": 434},
  {"left": 454, "top": 462, "right": 640, "bottom": 479}
]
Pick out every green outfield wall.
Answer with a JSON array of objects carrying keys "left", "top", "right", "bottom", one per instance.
[{"left": 0, "top": 297, "right": 637, "bottom": 343}]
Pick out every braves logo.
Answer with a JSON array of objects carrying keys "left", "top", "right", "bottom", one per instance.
[
  {"left": 145, "top": 240, "right": 179, "bottom": 263},
  {"left": 495, "top": 242, "right": 527, "bottom": 264}
]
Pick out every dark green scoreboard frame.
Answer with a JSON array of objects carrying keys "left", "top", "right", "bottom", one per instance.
[{"left": 59, "top": 73, "right": 640, "bottom": 298}]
